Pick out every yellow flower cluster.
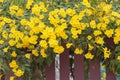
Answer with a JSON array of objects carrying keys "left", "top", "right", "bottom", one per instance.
[
  {"left": 9, "top": 60, "right": 24, "bottom": 77},
  {"left": 9, "top": 5, "right": 24, "bottom": 16}
]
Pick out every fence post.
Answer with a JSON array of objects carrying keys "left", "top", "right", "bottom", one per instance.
[
  {"left": 89, "top": 59, "right": 100, "bottom": 80},
  {"left": 46, "top": 60, "right": 55, "bottom": 80},
  {"left": 106, "top": 70, "right": 116, "bottom": 80},
  {"left": 60, "top": 44, "right": 70, "bottom": 80},
  {"left": 74, "top": 54, "right": 84, "bottom": 80}
]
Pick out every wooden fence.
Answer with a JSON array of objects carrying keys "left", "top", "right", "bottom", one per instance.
[
  {"left": 46, "top": 47, "right": 116, "bottom": 80},
  {"left": 4, "top": 47, "right": 116, "bottom": 80}
]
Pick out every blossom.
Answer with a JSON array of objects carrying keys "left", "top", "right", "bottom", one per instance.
[
  {"left": 39, "top": 40, "right": 48, "bottom": 49},
  {"left": 66, "top": 8, "right": 76, "bottom": 16},
  {"left": 53, "top": 46, "right": 64, "bottom": 54},
  {"left": 74, "top": 48, "right": 83, "bottom": 55},
  {"left": 8, "top": 39, "right": 16, "bottom": 46},
  {"left": 93, "top": 30, "right": 102, "bottom": 36},
  {"left": 2, "top": 30, "right": 8, "bottom": 39},
  {"left": 40, "top": 49, "right": 47, "bottom": 58},
  {"left": 32, "top": 50, "right": 39, "bottom": 56},
  {"left": 16, "top": 9, "right": 24, "bottom": 16},
  {"left": 0, "top": 40, "right": 4, "bottom": 44},
  {"left": 25, "top": 53, "right": 30, "bottom": 59},
  {"left": 87, "top": 35, "right": 92, "bottom": 40},
  {"left": 66, "top": 43, "right": 72, "bottom": 48},
  {"left": 90, "top": 20, "right": 96, "bottom": 29},
  {"left": 0, "top": 0, "right": 4, "bottom": 2},
  {"left": 32, "top": 4, "right": 40, "bottom": 16},
  {"left": 3, "top": 47, "right": 9, "bottom": 53},
  {"left": 14, "top": 69, "right": 24, "bottom": 77},
  {"left": 104, "top": 29, "right": 114, "bottom": 38},
  {"left": 95, "top": 36, "right": 104, "bottom": 45},
  {"left": 9, "top": 60, "right": 18, "bottom": 69},
  {"left": 85, "top": 52, "right": 94, "bottom": 59},
  {"left": 10, "top": 76, "right": 14, "bottom": 80},
  {"left": 11, "top": 51, "right": 17, "bottom": 57},
  {"left": 103, "top": 47, "right": 111, "bottom": 59},
  {"left": 26, "top": 0, "right": 33, "bottom": 9},
  {"left": 117, "top": 56, "right": 120, "bottom": 61},
  {"left": 82, "top": 0, "right": 91, "bottom": 7},
  {"left": 88, "top": 44, "right": 94, "bottom": 51}
]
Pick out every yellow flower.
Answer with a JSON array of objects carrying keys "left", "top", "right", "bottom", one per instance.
[
  {"left": 32, "top": 4, "right": 40, "bottom": 16},
  {"left": 9, "top": 5, "right": 19, "bottom": 11},
  {"left": 103, "top": 47, "right": 110, "bottom": 59},
  {"left": 28, "top": 45, "right": 34, "bottom": 49},
  {"left": 95, "top": 36, "right": 104, "bottom": 45},
  {"left": 16, "top": 43, "right": 23, "bottom": 48},
  {"left": 12, "top": 68, "right": 17, "bottom": 73},
  {"left": 74, "top": 48, "right": 83, "bottom": 55},
  {"left": 28, "top": 35, "right": 38, "bottom": 45},
  {"left": 53, "top": 46, "right": 64, "bottom": 54},
  {"left": 90, "top": 20, "right": 96, "bottom": 29},
  {"left": 88, "top": 44, "right": 94, "bottom": 51},
  {"left": 117, "top": 56, "right": 120, "bottom": 61},
  {"left": 85, "top": 9, "right": 92, "bottom": 16},
  {"left": 104, "top": 29, "right": 114, "bottom": 38},
  {"left": 9, "top": 5, "right": 19, "bottom": 15},
  {"left": 26, "top": 0, "right": 33, "bottom": 9},
  {"left": 85, "top": 52, "right": 94, "bottom": 59},
  {"left": 82, "top": 0, "right": 91, "bottom": 7},
  {"left": 11, "top": 51, "right": 17, "bottom": 57},
  {"left": 87, "top": 35, "right": 92, "bottom": 40},
  {"left": 116, "top": 20, "right": 120, "bottom": 26},
  {"left": 39, "top": 40, "right": 48, "bottom": 49},
  {"left": 114, "top": 36, "right": 120, "bottom": 44},
  {"left": 25, "top": 53, "right": 30, "bottom": 59},
  {"left": 71, "top": 28, "right": 79, "bottom": 39},
  {"left": 59, "top": 8, "right": 66, "bottom": 18},
  {"left": 3, "top": 17, "right": 12, "bottom": 23},
  {"left": 48, "top": 39, "right": 58, "bottom": 48},
  {"left": 20, "top": 19, "right": 28, "bottom": 26},
  {"left": 9, "top": 39, "right": 16, "bottom": 46},
  {"left": 22, "top": 36, "right": 30, "bottom": 48},
  {"left": 9, "top": 60, "right": 18, "bottom": 69},
  {"left": 3, "top": 47, "right": 9, "bottom": 52},
  {"left": 32, "top": 50, "right": 39, "bottom": 56},
  {"left": 66, "top": 8, "right": 76, "bottom": 16},
  {"left": 0, "top": 40, "right": 4, "bottom": 44},
  {"left": 16, "top": 9, "right": 24, "bottom": 16},
  {"left": 10, "top": 76, "right": 14, "bottom": 80},
  {"left": 66, "top": 43, "right": 72, "bottom": 48},
  {"left": 103, "top": 4, "right": 112, "bottom": 14},
  {"left": 14, "top": 69, "right": 24, "bottom": 77},
  {"left": 93, "top": 30, "right": 102, "bottom": 36},
  {"left": 0, "top": 0, "right": 4, "bottom": 2},
  {"left": 103, "top": 17, "right": 110, "bottom": 24},
  {"left": 40, "top": 49, "right": 47, "bottom": 58},
  {"left": 2, "top": 30, "right": 8, "bottom": 39}
]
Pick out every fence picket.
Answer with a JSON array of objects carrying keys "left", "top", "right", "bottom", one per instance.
[
  {"left": 89, "top": 59, "right": 100, "bottom": 80},
  {"left": 74, "top": 54, "right": 84, "bottom": 80},
  {"left": 46, "top": 60, "right": 55, "bottom": 80},
  {"left": 60, "top": 46, "right": 70, "bottom": 80},
  {"left": 106, "top": 70, "right": 116, "bottom": 80}
]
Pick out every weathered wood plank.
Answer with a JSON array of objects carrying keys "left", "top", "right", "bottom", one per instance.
[
  {"left": 46, "top": 60, "right": 55, "bottom": 80},
  {"left": 89, "top": 59, "right": 100, "bottom": 80},
  {"left": 60, "top": 45, "right": 70, "bottom": 80},
  {"left": 74, "top": 54, "right": 84, "bottom": 80}
]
